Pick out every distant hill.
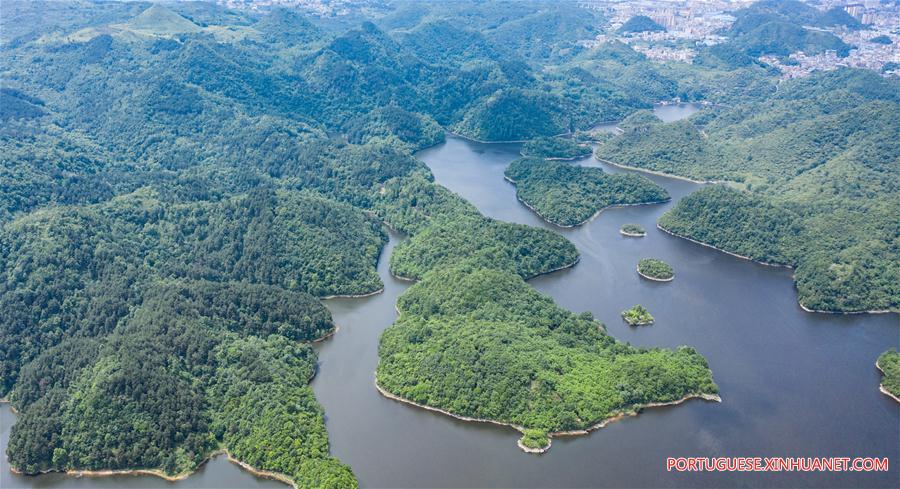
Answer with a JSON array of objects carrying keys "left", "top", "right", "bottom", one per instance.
[
  {"left": 453, "top": 88, "right": 569, "bottom": 141},
  {"left": 618, "top": 15, "right": 666, "bottom": 34},
  {"left": 254, "top": 7, "right": 323, "bottom": 45},
  {"left": 725, "top": 1, "right": 853, "bottom": 57},
  {"left": 125, "top": 4, "right": 201, "bottom": 35},
  {"left": 818, "top": 7, "right": 862, "bottom": 30}
]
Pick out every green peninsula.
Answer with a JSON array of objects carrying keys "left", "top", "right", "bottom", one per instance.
[
  {"left": 877, "top": 350, "right": 900, "bottom": 402},
  {"left": 505, "top": 157, "right": 669, "bottom": 227},
  {"left": 521, "top": 136, "right": 592, "bottom": 160}
]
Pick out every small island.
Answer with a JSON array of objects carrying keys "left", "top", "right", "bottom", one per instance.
[
  {"left": 620, "top": 223, "right": 646, "bottom": 237},
  {"left": 517, "top": 429, "right": 551, "bottom": 454},
  {"left": 622, "top": 305, "right": 654, "bottom": 326},
  {"left": 876, "top": 349, "right": 900, "bottom": 403},
  {"left": 521, "top": 136, "right": 592, "bottom": 160},
  {"left": 637, "top": 258, "right": 674, "bottom": 281}
]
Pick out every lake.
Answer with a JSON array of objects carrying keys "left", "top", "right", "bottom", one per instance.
[{"left": 3, "top": 104, "right": 897, "bottom": 488}]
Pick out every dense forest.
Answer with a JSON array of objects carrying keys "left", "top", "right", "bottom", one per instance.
[
  {"left": 505, "top": 157, "right": 669, "bottom": 227},
  {"left": 601, "top": 69, "right": 900, "bottom": 312},
  {"left": 1, "top": 0, "right": 894, "bottom": 483},
  {"left": 377, "top": 263, "right": 717, "bottom": 451}
]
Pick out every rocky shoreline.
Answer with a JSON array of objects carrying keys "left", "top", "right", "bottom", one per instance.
[
  {"left": 658, "top": 224, "right": 896, "bottom": 315},
  {"left": 875, "top": 360, "right": 900, "bottom": 403},
  {"left": 5, "top": 447, "right": 296, "bottom": 488},
  {"left": 320, "top": 286, "right": 385, "bottom": 300},
  {"left": 375, "top": 376, "right": 720, "bottom": 454},
  {"left": 595, "top": 158, "right": 722, "bottom": 184},
  {"left": 636, "top": 267, "right": 674, "bottom": 282}
]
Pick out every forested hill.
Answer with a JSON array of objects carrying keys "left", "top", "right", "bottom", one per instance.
[
  {"left": 0, "top": 0, "right": 695, "bottom": 482},
  {"left": 1, "top": 0, "right": 892, "bottom": 484},
  {"left": 599, "top": 69, "right": 900, "bottom": 313},
  {"left": 716, "top": 0, "right": 855, "bottom": 58}
]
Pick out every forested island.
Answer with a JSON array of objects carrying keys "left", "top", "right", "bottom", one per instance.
[
  {"left": 521, "top": 136, "right": 593, "bottom": 160},
  {"left": 876, "top": 350, "right": 900, "bottom": 402},
  {"left": 504, "top": 158, "right": 669, "bottom": 227},
  {"left": 638, "top": 259, "right": 675, "bottom": 281},
  {"left": 621, "top": 223, "right": 646, "bottom": 237},
  {"left": 622, "top": 305, "right": 655, "bottom": 326}
]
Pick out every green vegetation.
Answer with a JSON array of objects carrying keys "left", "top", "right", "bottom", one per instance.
[
  {"left": 659, "top": 186, "right": 798, "bottom": 265},
  {"left": 521, "top": 136, "right": 592, "bottom": 160},
  {"left": 7, "top": 281, "right": 355, "bottom": 487},
  {"left": 621, "top": 223, "right": 646, "bottom": 237},
  {"left": 505, "top": 158, "right": 669, "bottom": 227},
  {"left": 622, "top": 305, "right": 654, "bottom": 326},
  {"left": 453, "top": 89, "right": 570, "bottom": 141},
  {"left": 638, "top": 259, "right": 675, "bottom": 281},
  {"left": 877, "top": 350, "right": 900, "bottom": 400},
  {"left": 381, "top": 174, "right": 579, "bottom": 280},
  {"left": 377, "top": 263, "right": 717, "bottom": 450},
  {"left": 12, "top": 0, "right": 878, "bottom": 476},
  {"left": 344, "top": 105, "right": 445, "bottom": 151},
  {"left": 602, "top": 69, "right": 900, "bottom": 312},
  {"left": 618, "top": 15, "right": 666, "bottom": 34},
  {"left": 519, "top": 429, "right": 551, "bottom": 451}
]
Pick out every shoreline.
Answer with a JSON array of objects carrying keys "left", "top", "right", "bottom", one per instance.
[
  {"left": 520, "top": 152, "right": 593, "bottom": 161},
  {"left": 525, "top": 256, "right": 581, "bottom": 280},
  {"left": 875, "top": 360, "right": 900, "bottom": 403},
  {"left": 797, "top": 301, "right": 895, "bottom": 315},
  {"left": 375, "top": 378, "right": 719, "bottom": 454},
  {"left": 0, "top": 398, "right": 18, "bottom": 414},
  {"left": 624, "top": 319, "right": 654, "bottom": 326},
  {"left": 620, "top": 230, "right": 646, "bottom": 237},
  {"left": 311, "top": 325, "right": 340, "bottom": 343},
  {"left": 448, "top": 130, "right": 573, "bottom": 145},
  {"left": 5, "top": 447, "right": 296, "bottom": 488},
  {"left": 656, "top": 224, "right": 791, "bottom": 269},
  {"left": 658, "top": 225, "right": 897, "bottom": 315},
  {"left": 636, "top": 267, "right": 674, "bottom": 282},
  {"left": 504, "top": 175, "right": 669, "bottom": 228},
  {"left": 595, "top": 158, "right": 723, "bottom": 185},
  {"left": 320, "top": 286, "right": 385, "bottom": 300}
]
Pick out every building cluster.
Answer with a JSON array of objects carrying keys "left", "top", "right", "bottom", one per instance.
[
  {"left": 219, "top": 0, "right": 376, "bottom": 16},
  {"left": 579, "top": 1, "right": 898, "bottom": 77},
  {"left": 579, "top": 0, "right": 752, "bottom": 62}
]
